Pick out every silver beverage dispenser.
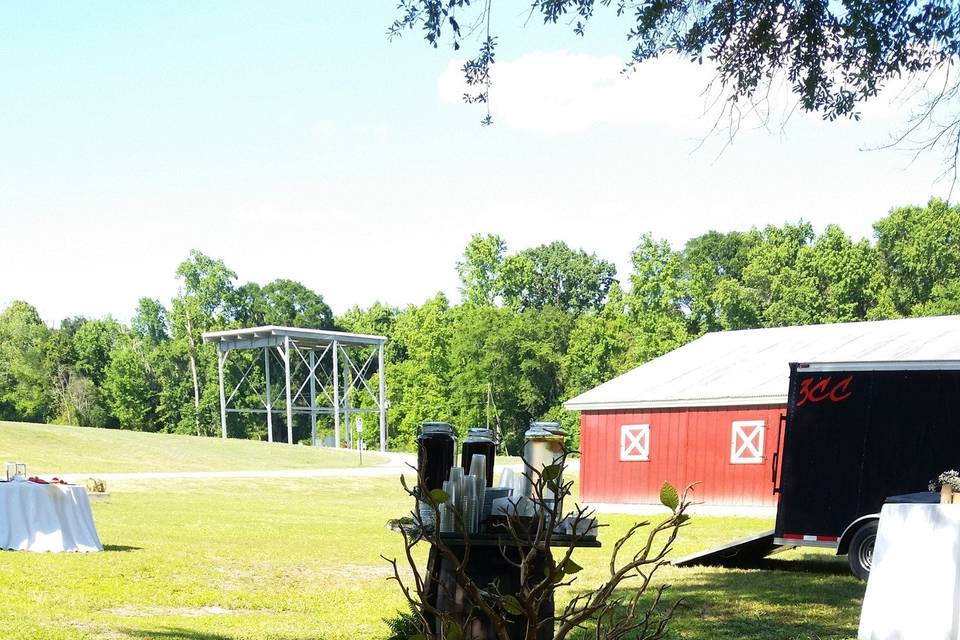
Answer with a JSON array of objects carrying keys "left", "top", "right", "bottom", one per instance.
[{"left": 520, "top": 422, "right": 566, "bottom": 501}]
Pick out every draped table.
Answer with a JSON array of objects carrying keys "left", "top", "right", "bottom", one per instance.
[
  {"left": 859, "top": 503, "right": 960, "bottom": 639},
  {"left": 0, "top": 481, "right": 103, "bottom": 552}
]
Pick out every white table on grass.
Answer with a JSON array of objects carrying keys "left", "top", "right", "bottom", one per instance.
[
  {"left": 0, "top": 481, "right": 102, "bottom": 552},
  {"left": 859, "top": 503, "right": 960, "bottom": 640}
]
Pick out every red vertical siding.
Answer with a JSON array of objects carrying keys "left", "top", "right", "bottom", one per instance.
[{"left": 580, "top": 404, "right": 786, "bottom": 506}]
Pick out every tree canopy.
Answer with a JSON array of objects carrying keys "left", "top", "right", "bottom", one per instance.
[
  {"left": 392, "top": 1, "right": 960, "bottom": 175},
  {"left": 456, "top": 235, "right": 617, "bottom": 313},
  {"left": 4, "top": 199, "right": 960, "bottom": 451}
]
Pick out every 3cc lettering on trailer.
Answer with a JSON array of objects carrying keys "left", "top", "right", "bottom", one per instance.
[{"left": 796, "top": 375, "right": 853, "bottom": 406}]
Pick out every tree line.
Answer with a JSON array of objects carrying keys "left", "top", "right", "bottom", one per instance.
[{"left": 2, "top": 200, "right": 959, "bottom": 452}]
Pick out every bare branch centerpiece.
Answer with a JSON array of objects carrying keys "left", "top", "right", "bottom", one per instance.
[{"left": 384, "top": 421, "right": 693, "bottom": 640}]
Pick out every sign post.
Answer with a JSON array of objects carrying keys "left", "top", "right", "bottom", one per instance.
[{"left": 355, "top": 417, "right": 363, "bottom": 466}]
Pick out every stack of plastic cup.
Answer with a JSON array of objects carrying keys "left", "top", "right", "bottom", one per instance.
[
  {"left": 449, "top": 466, "right": 464, "bottom": 494},
  {"left": 469, "top": 454, "right": 487, "bottom": 487},
  {"left": 499, "top": 468, "right": 515, "bottom": 494},
  {"left": 462, "top": 474, "right": 478, "bottom": 534},
  {"left": 514, "top": 472, "right": 526, "bottom": 498},
  {"left": 440, "top": 466, "right": 459, "bottom": 531},
  {"left": 439, "top": 480, "right": 455, "bottom": 533},
  {"left": 469, "top": 455, "right": 487, "bottom": 527},
  {"left": 473, "top": 474, "right": 486, "bottom": 531},
  {"left": 446, "top": 474, "right": 459, "bottom": 512}
]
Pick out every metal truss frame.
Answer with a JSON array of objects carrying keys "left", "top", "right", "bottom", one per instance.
[{"left": 202, "top": 326, "right": 388, "bottom": 451}]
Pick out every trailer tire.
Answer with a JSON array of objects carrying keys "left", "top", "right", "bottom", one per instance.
[{"left": 847, "top": 520, "right": 878, "bottom": 581}]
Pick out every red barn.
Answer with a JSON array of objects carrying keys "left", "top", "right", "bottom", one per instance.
[{"left": 564, "top": 315, "right": 960, "bottom": 507}]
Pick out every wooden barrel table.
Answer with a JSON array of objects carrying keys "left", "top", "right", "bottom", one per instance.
[{"left": 424, "top": 533, "right": 601, "bottom": 640}]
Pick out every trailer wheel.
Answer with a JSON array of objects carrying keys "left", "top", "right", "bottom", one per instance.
[{"left": 847, "top": 520, "right": 878, "bottom": 581}]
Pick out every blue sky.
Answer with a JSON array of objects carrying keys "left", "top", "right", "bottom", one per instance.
[{"left": 0, "top": 3, "right": 948, "bottom": 324}]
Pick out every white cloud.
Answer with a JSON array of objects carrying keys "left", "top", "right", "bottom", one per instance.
[
  {"left": 436, "top": 48, "right": 949, "bottom": 141},
  {"left": 437, "top": 50, "right": 715, "bottom": 134}
]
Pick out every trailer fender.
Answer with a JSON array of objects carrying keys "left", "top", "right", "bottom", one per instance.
[{"left": 837, "top": 514, "right": 880, "bottom": 555}]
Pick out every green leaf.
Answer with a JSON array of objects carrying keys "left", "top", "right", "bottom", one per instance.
[
  {"left": 676, "top": 513, "right": 690, "bottom": 524},
  {"left": 561, "top": 558, "right": 583, "bottom": 575},
  {"left": 444, "top": 620, "right": 464, "bottom": 640},
  {"left": 659, "top": 482, "right": 679, "bottom": 512},
  {"left": 501, "top": 595, "right": 525, "bottom": 616},
  {"left": 428, "top": 489, "right": 449, "bottom": 504},
  {"left": 408, "top": 634, "right": 426, "bottom": 640},
  {"left": 541, "top": 463, "right": 562, "bottom": 482}
]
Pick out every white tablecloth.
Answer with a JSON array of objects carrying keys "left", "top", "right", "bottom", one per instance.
[
  {"left": 0, "top": 481, "right": 103, "bottom": 552},
  {"left": 859, "top": 503, "right": 960, "bottom": 640}
]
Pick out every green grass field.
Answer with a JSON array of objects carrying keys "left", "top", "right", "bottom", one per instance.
[
  {"left": 0, "top": 421, "right": 385, "bottom": 473},
  {"left": 0, "top": 424, "right": 863, "bottom": 639}
]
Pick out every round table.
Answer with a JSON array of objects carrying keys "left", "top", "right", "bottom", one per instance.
[{"left": 0, "top": 481, "right": 103, "bottom": 552}]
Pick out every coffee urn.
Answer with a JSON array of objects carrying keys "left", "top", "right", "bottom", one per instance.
[{"left": 520, "top": 422, "right": 566, "bottom": 501}]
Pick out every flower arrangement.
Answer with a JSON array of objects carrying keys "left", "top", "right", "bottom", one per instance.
[
  {"left": 930, "top": 470, "right": 960, "bottom": 492},
  {"left": 930, "top": 470, "right": 960, "bottom": 504}
]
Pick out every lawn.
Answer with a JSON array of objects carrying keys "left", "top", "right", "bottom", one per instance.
[
  {"left": 0, "top": 422, "right": 385, "bottom": 473},
  {"left": 1, "top": 474, "right": 864, "bottom": 640}
]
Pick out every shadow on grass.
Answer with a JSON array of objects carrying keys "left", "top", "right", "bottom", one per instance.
[
  {"left": 121, "top": 630, "right": 229, "bottom": 640},
  {"left": 569, "top": 563, "right": 864, "bottom": 640},
  {"left": 121, "top": 628, "right": 300, "bottom": 640},
  {"left": 680, "top": 554, "right": 852, "bottom": 577},
  {"left": 761, "top": 556, "right": 851, "bottom": 576},
  {"left": 103, "top": 544, "right": 142, "bottom": 552}
]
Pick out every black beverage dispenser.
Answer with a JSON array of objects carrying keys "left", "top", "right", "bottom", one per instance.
[
  {"left": 416, "top": 422, "right": 456, "bottom": 492},
  {"left": 460, "top": 427, "right": 496, "bottom": 487}
]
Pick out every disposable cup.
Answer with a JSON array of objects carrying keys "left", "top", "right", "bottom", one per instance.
[
  {"left": 469, "top": 454, "right": 487, "bottom": 486},
  {"left": 499, "top": 467, "right": 515, "bottom": 490}
]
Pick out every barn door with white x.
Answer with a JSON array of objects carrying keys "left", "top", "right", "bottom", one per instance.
[
  {"left": 730, "top": 420, "right": 765, "bottom": 464},
  {"left": 620, "top": 424, "right": 650, "bottom": 461}
]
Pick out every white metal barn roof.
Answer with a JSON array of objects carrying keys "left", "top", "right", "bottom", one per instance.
[{"left": 564, "top": 315, "right": 960, "bottom": 411}]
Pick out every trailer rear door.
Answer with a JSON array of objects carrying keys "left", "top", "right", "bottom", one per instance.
[
  {"left": 856, "top": 367, "right": 960, "bottom": 515},
  {"left": 775, "top": 364, "right": 870, "bottom": 544},
  {"left": 776, "top": 362, "right": 960, "bottom": 546}
]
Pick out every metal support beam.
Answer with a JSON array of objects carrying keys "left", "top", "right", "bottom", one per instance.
[
  {"left": 284, "top": 336, "right": 293, "bottom": 445},
  {"left": 217, "top": 350, "right": 228, "bottom": 439},
  {"left": 378, "top": 341, "right": 386, "bottom": 452},
  {"left": 342, "top": 345, "right": 352, "bottom": 449},
  {"left": 332, "top": 340, "right": 340, "bottom": 448},
  {"left": 265, "top": 347, "right": 273, "bottom": 443},
  {"left": 309, "top": 350, "right": 317, "bottom": 446},
  {"left": 202, "top": 328, "right": 387, "bottom": 449}
]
